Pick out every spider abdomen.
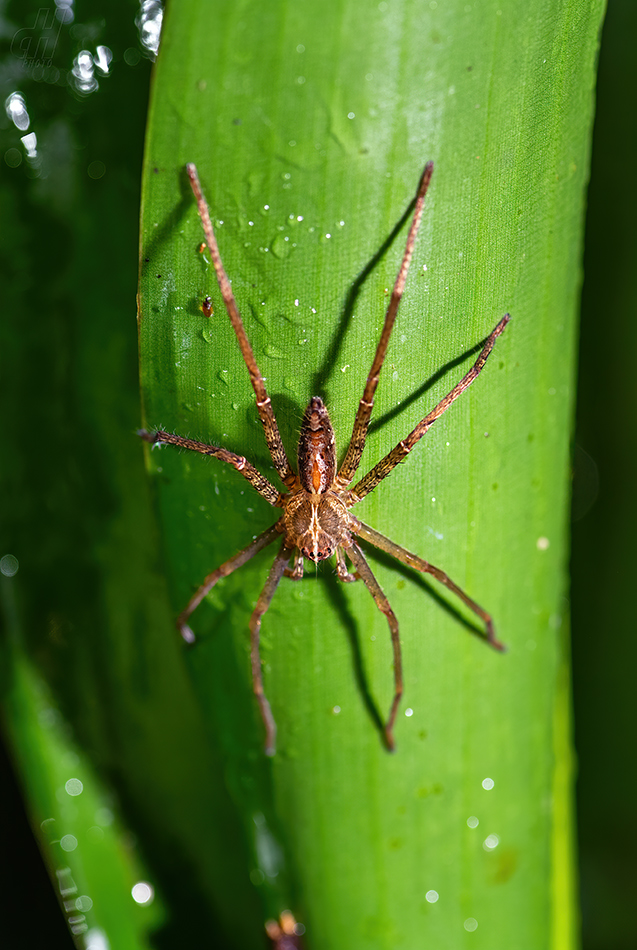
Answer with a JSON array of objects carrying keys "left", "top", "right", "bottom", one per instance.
[{"left": 297, "top": 396, "right": 336, "bottom": 494}]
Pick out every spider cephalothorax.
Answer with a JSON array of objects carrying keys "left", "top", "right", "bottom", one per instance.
[{"left": 140, "top": 162, "right": 509, "bottom": 755}]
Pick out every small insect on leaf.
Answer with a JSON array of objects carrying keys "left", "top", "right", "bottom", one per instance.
[
  {"left": 201, "top": 295, "right": 213, "bottom": 317},
  {"left": 139, "top": 162, "right": 510, "bottom": 755}
]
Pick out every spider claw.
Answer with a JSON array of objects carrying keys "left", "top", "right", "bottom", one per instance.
[
  {"left": 284, "top": 567, "right": 304, "bottom": 581},
  {"left": 137, "top": 428, "right": 163, "bottom": 450},
  {"left": 337, "top": 570, "right": 358, "bottom": 583},
  {"left": 137, "top": 428, "right": 156, "bottom": 444},
  {"left": 263, "top": 723, "right": 277, "bottom": 757},
  {"left": 486, "top": 623, "right": 506, "bottom": 652},
  {"left": 179, "top": 623, "right": 196, "bottom": 644}
]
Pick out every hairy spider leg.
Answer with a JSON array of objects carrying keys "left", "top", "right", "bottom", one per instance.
[
  {"left": 250, "top": 543, "right": 295, "bottom": 756},
  {"left": 174, "top": 523, "right": 282, "bottom": 643},
  {"left": 138, "top": 430, "right": 283, "bottom": 507},
  {"left": 186, "top": 163, "right": 296, "bottom": 488},
  {"left": 350, "top": 313, "right": 510, "bottom": 501},
  {"left": 345, "top": 542, "right": 402, "bottom": 750},
  {"left": 337, "top": 161, "right": 434, "bottom": 487}
]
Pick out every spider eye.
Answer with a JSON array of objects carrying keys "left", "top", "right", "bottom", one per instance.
[{"left": 299, "top": 536, "right": 334, "bottom": 562}]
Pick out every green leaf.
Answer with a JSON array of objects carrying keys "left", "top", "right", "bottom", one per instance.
[{"left": 137, "top": 0, "right": 603, "bottom": 946}]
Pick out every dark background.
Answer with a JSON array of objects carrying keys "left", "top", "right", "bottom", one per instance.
[
  {"left": 1, "top": 1, "right": 634, "bottom": 948},
  {"left": 572, "top": 0, "right": 637, "bottom": 946}
]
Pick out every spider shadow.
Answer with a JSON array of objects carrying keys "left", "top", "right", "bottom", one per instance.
[
  {"left": 321, "top": 568, "right": 388, "bottom": 747},
  {"left": 310, "top": 192, "right": 417, "bottom": 399},
  {"left": 368, "top": 334, "right": 488, "bottom": 437},
  {"left": 357, "top": 538, "right": 491, "bottom": 646},
  {"left": 142, "top": 168, "right": 194, "bottom": 268}
]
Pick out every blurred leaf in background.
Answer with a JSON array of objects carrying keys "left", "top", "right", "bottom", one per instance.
[{"left": 1, "top": 1, "right": 263, "bottom": 947}]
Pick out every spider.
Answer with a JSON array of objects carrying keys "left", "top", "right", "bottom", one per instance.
[{"left": 139, "top": 162, "right": 509, "bottom": 755}]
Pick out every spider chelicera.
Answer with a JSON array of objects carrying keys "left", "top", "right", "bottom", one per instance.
[{"left": 140, "top": 162, "right": 509, "bottom": 755}]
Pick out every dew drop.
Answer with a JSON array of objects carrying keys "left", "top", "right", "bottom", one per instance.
[{"left": 271, "top": 232, "right": 292, "bottom": 259}]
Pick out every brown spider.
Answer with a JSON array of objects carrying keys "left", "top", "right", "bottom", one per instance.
[{"left": 140, "top": 162, "right": 509, "bottom": 755}]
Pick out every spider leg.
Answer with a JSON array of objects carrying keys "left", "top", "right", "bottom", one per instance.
[
  {"left": 350, "top": 314, "right": 509, "bottom": 501},
  {"left": 335, "top": 545, "right": 358, "bottom": 582},
  {"left": 354, "top": 520, "right": 505, "bottom": 651},
  {"left": 139, "top": 430, "right": 283, "bottom": 506},
  {"left": 249, "top": 542, "right": 295, "bottom": 756},
  {"left": 175, "top": 523, "right": 282, "bottom": 642},
  {"left": 337, "top": 162, "right": 434, "bottom": 487},
  {"left": 284, "top": 549, "right": 304, "bottom": 579},
  {"left": 186, "top": 164, "right": 296, "bottom": 487},
  {"left": 346, "top": 542, "right": 402, "bottom": 751}
]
